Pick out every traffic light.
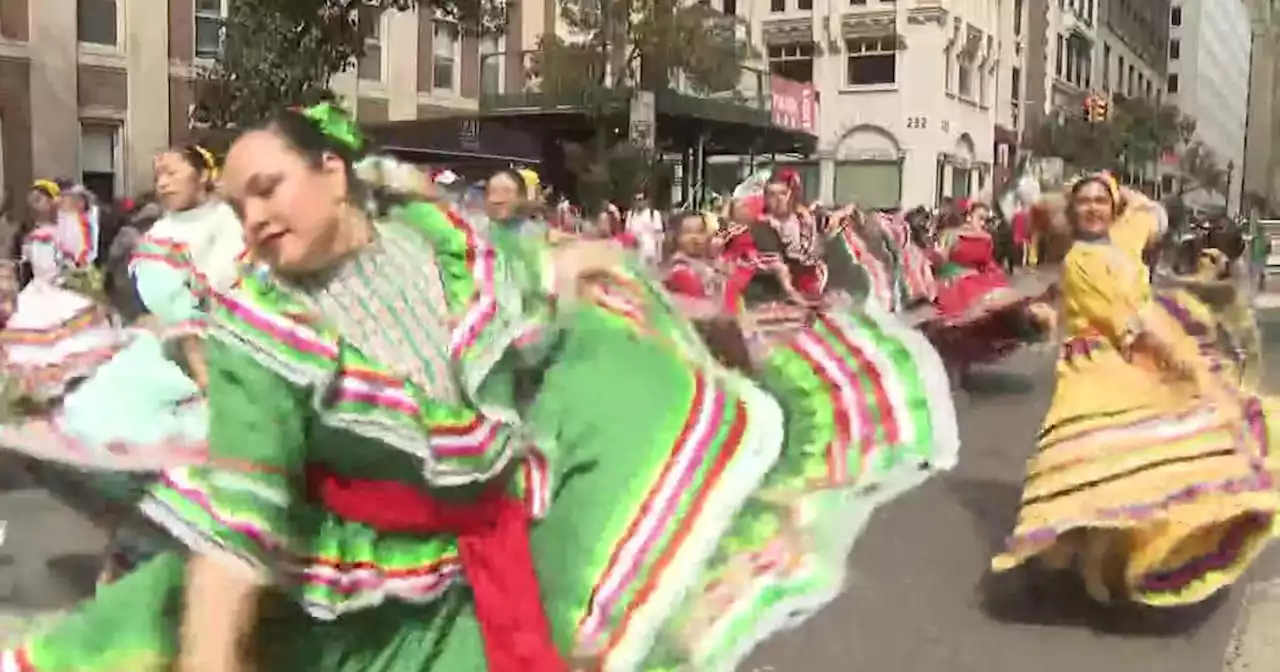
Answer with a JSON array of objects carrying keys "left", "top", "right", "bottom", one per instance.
[
  {"left": 1082, "top": 93, "right": 1109, "bottom": 123},
  {"left": 1092, "top": 96, "right": 1109, "bottom": 122}
]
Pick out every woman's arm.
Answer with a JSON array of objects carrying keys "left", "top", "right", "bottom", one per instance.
[
  {"left": 142, "top": 334, "right": 308, "bottom": 670},
  {"left": 179, "top": 554, "right": 264, "bottom": 672}
]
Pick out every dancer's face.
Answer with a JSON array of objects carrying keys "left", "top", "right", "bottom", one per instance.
[
  {"left": 1071, "top": 180, "right": 1114, "bottom": 238},
  {"left": 485, "top": 172, "right": 524, "bottom": 221},
  {"left": 26, "top": 189, "right": 55, "bottom": 221},
  {"left": 222, "top": 130, "right": 354, "bottom": 274},
  {"left": 153, "top": 151, "right": 208, "bottom": 213},
  {"left": 766, "top": 183, "right": 791, "bottom": 217},
  {"left": 967, "top": 205, "right": 991, "bottom": 229},
  {"left": 676, "top": 215, "right": 709, "bottom": 255}
]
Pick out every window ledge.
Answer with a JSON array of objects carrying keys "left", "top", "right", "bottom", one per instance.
[
  {"left": 78, "top": 45, "right": 126, "bottom": 69},
  {"left": 0, "top": 38, "right": 29, "bottom": 60},
  {"left": 839, "top": 83, "right": 897, "bottom": 94},
  {"left": 357, "top": 80, "right": 389, "bottom": 97}
]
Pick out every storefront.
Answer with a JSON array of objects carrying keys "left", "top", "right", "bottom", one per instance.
[{"left": 365, "top": 116, "right": 542, "bottom": 182}]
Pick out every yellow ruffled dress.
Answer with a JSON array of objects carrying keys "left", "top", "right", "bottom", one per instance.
[{"left": 991, "top": 202, "right": 1280, "bottom": 606}]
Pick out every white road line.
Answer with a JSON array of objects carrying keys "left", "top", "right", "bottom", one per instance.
[{"left": 1223, "top": 578, "right": 1280, "bottom": 671}]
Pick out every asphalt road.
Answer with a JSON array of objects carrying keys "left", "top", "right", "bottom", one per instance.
[{"left": 3, "top": 313, "right": 1280, "bottom": 669}]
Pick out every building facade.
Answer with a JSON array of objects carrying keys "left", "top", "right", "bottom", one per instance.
[
  {"left": 1095, "top": 0, "right": 1171, "bottom": 101},
  {"left": 751, "top": 0, "right": 1025, "bottom": 209},
  {"left": 1242, "top": 0, "right": 1277, "bottom": 212},
  {"left": 1166, "top": 0, "right": 1251, "bottom": 212},
  {"left": 0, "top": 0, "right": 532, "bottom": 206}
]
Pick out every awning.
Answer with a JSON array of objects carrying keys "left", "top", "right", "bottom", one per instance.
[{"left": 364, "top": 117, "right": 542, "bottom": 164}]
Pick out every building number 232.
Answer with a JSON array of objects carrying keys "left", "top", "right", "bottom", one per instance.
[{"left": 906, "top": 117, "right": 927, "bottom": 129}]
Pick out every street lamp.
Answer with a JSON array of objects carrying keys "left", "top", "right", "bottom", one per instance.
[{"left": 1227, "top": 159, "right": 1236, "bottom": 215}]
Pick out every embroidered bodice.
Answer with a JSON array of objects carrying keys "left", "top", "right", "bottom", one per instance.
[
  {"left": 282, "top": 221, "right": 460, "bottom": 403},
  {"left": 766, "top": 212, "right": 823, "bottom": 266}
]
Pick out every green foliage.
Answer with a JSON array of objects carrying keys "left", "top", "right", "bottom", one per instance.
[
  {"left": 532, "top": 0, "right": 750, "bottom": 96},
  {"left": 1177, "top": 140, "right": 1228, "bottom": 195},
  {"left": 565, "top": 140, "right": 670, "bottom": 210},
  {"left": 1026, "top": 95, "right": 1196, "bottom": 175},
  {"left": 194, "top": 0, "right": 505, "bottom": 129},
  {"left": 528, "top": 0, "right": 751, "bottom": 204}
]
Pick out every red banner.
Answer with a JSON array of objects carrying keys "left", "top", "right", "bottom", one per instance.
[{"left": 770, "top": 75, "right": 817, "bottom": 135}]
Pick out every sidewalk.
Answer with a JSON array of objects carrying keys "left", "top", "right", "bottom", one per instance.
[{"left": 1255, "top": 292, "right": 1280, "bottom": 310}]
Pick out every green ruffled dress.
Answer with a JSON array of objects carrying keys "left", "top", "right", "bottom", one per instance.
[{"left": 1, "top": 202, "right": 959, "bottom": 671}]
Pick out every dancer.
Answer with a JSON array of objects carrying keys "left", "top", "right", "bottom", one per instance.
[
  {"left": 663, "top": 183, "right": 960, "bottom": 668},
  {"left": 991, "top": 173, "right": 1279, "bottom": 606},
  {"left": 0, "top": 104, "right": 952, "bottom": 671},
  {"left": 720, "top": 170, "right": 870, "bottom": 308},
  {"left": 922, "top": 200, "right": 1055, "bottom": 380}
]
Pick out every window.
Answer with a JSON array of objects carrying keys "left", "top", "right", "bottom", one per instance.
[
  {"left": 1014, "top": 0, "right": 1024, "bottom": 36},
  {"left": 480, "top": 35, "right": 504, "bottom": 95},
  {"left": 1084, "top": 0, "right": 1093, "bottom": 23},
  {"left": 1117, "top": 55, "right": 1125, "bottom": 91},
  {"left": 845, "top": 36, "right": 896, "bottom": 86},
  {"left": 958, "top": 48, "right": 975, "bottom": 97},
  {"left": 1169, "top": 39, "right": 1180, "bottom": 59},
  {"left": 797, "top": 0, "right": 812, "bottom": 10},
  {"left": 850, "top": 0, "right": 867, "bottom": 5},
  {"left": 1167, "top": 73, "right": 1179, "bottom": 92},
  {"left": 194, "top": 0, "right": 228, "bottom": 60},
  {"left": 1055, "top": 35, "right": 1064, "bottom": 78},
  {"left": 1127, "top": 64, "right": 1135, "bottom": 96},
  {"left": 1171, "top": 6, "right": 1181, "bottom": 26},
  {"left": 357, "top": 7, "right": 383, "bottom": 81},
  {"left": 433, "top": 20, "right": 459, "bottom": 91},
  {"left": 770, "top": 0, "right": 785, "bottom": 12},
  {"left": 1102, "top": 43, "right": 1111, "bottom": 89},
  {"left": 1011, "top": 67, "right": 1022, "bottom": 124},
  {"left": 767, "top": 43, "right": 815, "bottom": 84},
  {"left": 77, "top": 0, "right": 118, "bottom": 46},
  {"left": 1145, "top": 79, "right": 1153, "bottom": 99},
  {"left": 80, "top": 123, "right": 120, "bottom": 200}
]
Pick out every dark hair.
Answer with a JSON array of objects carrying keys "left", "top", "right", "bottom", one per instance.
[
  {"left": 164, "top": 145, "right": 217, "bottom": 175},
  {"left": 487, "top": 169, "right": 531, "bottom": 199},
  {"left": 251, "top": 108, "right": 369, "bottom": 206}
]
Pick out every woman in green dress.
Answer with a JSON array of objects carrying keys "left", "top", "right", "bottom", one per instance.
[{"left": 0, "top": 105, "right": 958, "bottom": 672}]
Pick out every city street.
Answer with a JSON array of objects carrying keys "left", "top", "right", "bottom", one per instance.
[{"left": 2, "top": 313, "right": 1280, "bottom": 669}]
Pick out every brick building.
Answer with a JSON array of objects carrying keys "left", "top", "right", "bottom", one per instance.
[{"left": 0, "top": 0, "right": 540, "bottom": 205}]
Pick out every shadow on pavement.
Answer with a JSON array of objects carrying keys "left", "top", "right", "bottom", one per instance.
[
  {"left": 947, "top": 476, "right": 1227, "bottom": 638},
  {"left": 0, "top": 553, "right": 99, "bottom": 612},
  {"left": 946, "top": 477, "right": 1022, "bottom": 551},
  {"left": 978, "top": 566, "right": 1227, "bottom": 638},
  {"left": 960, "top": 370, "right": 1037, "bottom": 398}
]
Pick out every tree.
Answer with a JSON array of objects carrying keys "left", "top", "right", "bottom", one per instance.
[
  {"left": 528, "top": 0, "right": 753, "bottom": 207},
  {"left": 1025, "top": 95, "right": 1195, "bottom": 177},
  {"left": 1176, "top": 140, "right": 1228, "bottom": 195},
  {"left": 194, "top": 0, "right": 504, "bottom": 129}
]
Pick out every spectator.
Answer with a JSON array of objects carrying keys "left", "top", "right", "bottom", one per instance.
[{"left": 625, "top": 191, "right": 665, "bottom": 265}]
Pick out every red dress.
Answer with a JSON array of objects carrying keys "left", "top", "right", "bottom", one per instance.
[
  {"left": 718, "top": 215, "right": 827, "bottom": 309},
  {"left": 922, "top": 229, "right": 1048, "bottom": 375},
  {"left": 933, "top": 232, "right": 1015, "bottom": 318}
]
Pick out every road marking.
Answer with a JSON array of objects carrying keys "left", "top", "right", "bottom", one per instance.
[{"left": 1223, "top": 578, "right": 1280, "bottom": 670}]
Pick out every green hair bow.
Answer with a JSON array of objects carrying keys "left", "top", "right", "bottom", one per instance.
[{"left": 298, "top": 102, "right": 364, "bottom": 152}]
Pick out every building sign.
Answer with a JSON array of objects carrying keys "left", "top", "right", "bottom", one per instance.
[
  {"left": 458, "top": 118, "right": 480, "bottom": 150},
  {"left": 629, "top": 91, "right": 656, "bottom": 150},
  {"left": 770, "top": 75, "right": 817, "bottom": 135}
]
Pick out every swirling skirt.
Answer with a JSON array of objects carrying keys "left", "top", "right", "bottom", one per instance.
[
  {"left": 1, "top": 303, "right": 958, "bottom": 671},
  {"left": 990, "top": 290, "right": 1280, "bottom": 606}
]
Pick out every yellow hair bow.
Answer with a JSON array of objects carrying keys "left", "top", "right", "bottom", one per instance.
[
  {"left": 192, "top": 145, "right": 219, "bottom": 180},
  {"left": 31, "top": 179, "right": 60, "bottom": 199}
]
